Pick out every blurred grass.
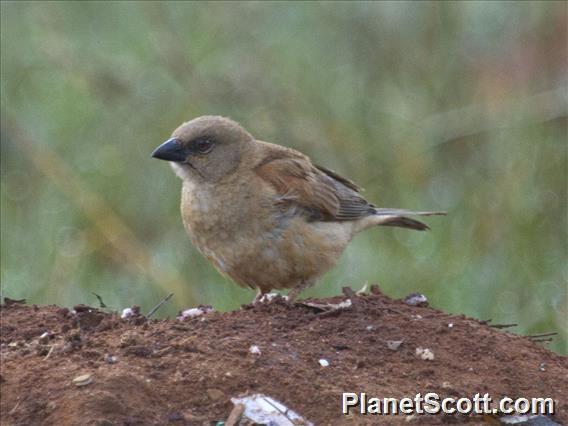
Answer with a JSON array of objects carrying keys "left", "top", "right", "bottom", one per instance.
[{"left": 1, "top": 1, "right": 566, "bottom": 353}]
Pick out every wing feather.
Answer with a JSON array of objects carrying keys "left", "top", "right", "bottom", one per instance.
[{"left": 255, "top": 152, "right": 374, "bottom": 221}]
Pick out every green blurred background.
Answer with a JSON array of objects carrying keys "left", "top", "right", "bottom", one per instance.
[{"left": 1, "top": 1, "right": 566, "bottom": 353}]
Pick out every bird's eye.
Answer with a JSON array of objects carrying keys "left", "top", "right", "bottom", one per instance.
[{"left": 194, "top": 138, "right": 213, "bottom": 154}]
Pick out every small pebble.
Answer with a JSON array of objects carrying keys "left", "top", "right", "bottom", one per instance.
[
  {"left": 318, "top": 359, "right": 330, "bottom": 367},
  {"left": 72, "top": 374, "right": 92, "bottom": 387},
  {"left": 121, "top": 308, "right": 135, "bottom": 319},
  {"left": 249, "top": 345, "right": 261, "bottom": 355},
  {"left": 415, "top": 347, "right": 435, "bottom": 360},
  {"left": 166, "top": 413, "right": 184, "bottom": 422},
  {"left": 387, "top": 340, "right": 403, "bottom": 351},
  {"left": 104, "top": 353, "right": 118, "bottom": 364},
  {"left": 36, "top": 345, "right": 51, "bottom": 356},
  {"left": 404, "top": 293, "right": 428, "bottom": 307},
  {"left": 177, "top": 306, "right": 214, "bottom": 320},
  {"left": 38, "top": 332, "right": 50, "bottom": 344},
  {"left": 206, "top": 388, "right": 224, "bottom": 401},
  {"left": 119, "top": 331, "right": 139, "bottom": 348},
  {"left": 259, "top": 293, "right": 280, "bottom": 302}
]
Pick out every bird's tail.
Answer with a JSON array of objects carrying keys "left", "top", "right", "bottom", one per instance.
[{"left": 372, "top": 208, "right": 446, "bottom": 231}]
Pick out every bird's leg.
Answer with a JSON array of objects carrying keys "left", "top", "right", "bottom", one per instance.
[
  {"left": 252, "top": 288, "right": 266, "bottom": 304},
  {"left": 287, "top": 280, "right": 313, "bottom": 304}
]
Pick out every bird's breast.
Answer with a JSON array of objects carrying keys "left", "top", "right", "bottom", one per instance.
[
  {"left": 180, "top": 181, "right": 269, "bottom": 255},
  {"left": 178, "top": 180, "right": 356, "bottom": 291}
]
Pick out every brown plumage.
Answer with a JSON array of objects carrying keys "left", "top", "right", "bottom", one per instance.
[{"left": 152, "top": 116, "right": 445, "bottom": 302}]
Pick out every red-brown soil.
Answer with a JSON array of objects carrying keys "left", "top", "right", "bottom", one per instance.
[{"left": 0, "top": 288, "right": 566, "bottom": 425}]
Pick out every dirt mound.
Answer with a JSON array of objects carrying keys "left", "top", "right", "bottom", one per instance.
[{"left": 1, "top": 288, "right": 566, "bottom": 425}]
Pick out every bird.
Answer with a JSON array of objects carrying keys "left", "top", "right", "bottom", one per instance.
[{"left": 152, "top": 116, "right": 445, "bottom": 303}]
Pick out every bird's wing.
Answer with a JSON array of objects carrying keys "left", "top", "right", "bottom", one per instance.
[
  {"left": 314, "top": 164, "right": 362, "bottom": 192},
  {"left": 255, "top": 153, "right": 374, "bottom": 221}
]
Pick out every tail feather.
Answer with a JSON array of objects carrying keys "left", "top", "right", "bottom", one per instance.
[
  {"left": 373, "top": 209, "right": 446, "bottom": 231},
  {"left": 374, "top": 208, "right": 447, "bottom": 217}
]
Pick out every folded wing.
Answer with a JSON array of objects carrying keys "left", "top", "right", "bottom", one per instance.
[{"left": 254, "top": 152, "right": 375, "bottom": 222}]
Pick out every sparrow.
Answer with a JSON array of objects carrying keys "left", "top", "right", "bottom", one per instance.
[{"left": 152, "top": 116, "right": 445, "bottom": 302}]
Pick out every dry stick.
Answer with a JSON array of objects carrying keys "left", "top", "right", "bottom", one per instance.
[
  {"left": 490, "top": 323, "right": 518, "bottom": 329},
  {"left": 381, "top": 306, "right": 405, "bottom": 315},
  {"left": 8, "top": 401, "right": 21, "bottom": 415},
  {"left": 3, "top": 298, "right": 26, "bottom": 305},
  {"left": 147, "top": 293, "right": 174, "bottom": 318},
  {"left": 43, "top": 345, "right": 55, "bottom": 360},
  {"left": 91, "top": 292, "right": 107, "bottom": 308},
  {"left": 5, "top": 117, "right": 196, "bottom": 306},
  {"left": 527, "top": 332, "right": 558, "bottom": 339}
]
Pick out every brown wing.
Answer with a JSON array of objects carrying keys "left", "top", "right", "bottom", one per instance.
[
  {"left": 255, "top": 153, "right": 375, "bottom": 222},
  {"left": 315, "top": 164, "right": 362, "bottom": 192}
]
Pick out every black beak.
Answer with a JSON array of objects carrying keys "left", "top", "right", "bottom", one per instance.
[{"left": 151, "top": 138, "right": 188, "bottom": 162}]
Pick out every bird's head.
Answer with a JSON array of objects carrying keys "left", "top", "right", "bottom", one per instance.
[{"left": 152, "top": 115, "right": 254, "bottom": 183}]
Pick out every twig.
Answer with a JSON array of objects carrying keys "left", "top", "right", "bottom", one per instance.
[
  {"left": 91, "top": 292, "right": 107, "bottom": 308},
  {"left": 147, "top": 293, "right": 174, "bottom": 318},
  {"left": 527, "top": 332, "right": 558, "bottom": 339},
  {"left": 43, "top": 345, "right": 55, "bottom": 360},
  {"left": 531, "top": 338, "right": 554, "bottom": 343},
  {"left": 3, "top": 297, "right": 26, "bottom": 305},
  {"left": 8, "top": 401, "right": 20, "bottom": 415},
  {"left": 379, "top": 306, "right": 405, "bottom": 315},
  {"left": 490, "top": 323, "right": 518, "bottom": 329},
  {"left": 356, "top": 282, "right": 369, "bottom": 295}
]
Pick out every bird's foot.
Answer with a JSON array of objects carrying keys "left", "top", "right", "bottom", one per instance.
[{"left": 252, "top": 292, "right": 287, "bottom": 305}]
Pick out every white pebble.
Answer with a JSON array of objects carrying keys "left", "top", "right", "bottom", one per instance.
[
  {"left": 177, "top": 306, "right": 214, "bottom": 320},
  {"left": 72, "top": 374, "right": 92, "bottom": 387},
  {"left": 415, "top": 347, "right": 435, "bottom": 360},
  {"left": 259, "top": 293, "right": 281, "bottom": 302},
  {"left": 121, "top": 308, "right": 134, "bottom": 319},
  {"left": 318, "top": 359, "right": 329, "bottom": 367},
  {"left": 387, "top": 340, "right": 403, "bottom": 351},
  {"left": 249, "top": 345, "right": 261, "bottom": 355}
]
